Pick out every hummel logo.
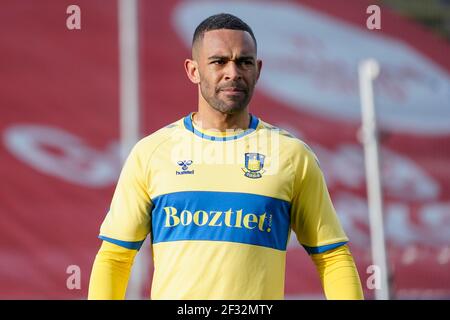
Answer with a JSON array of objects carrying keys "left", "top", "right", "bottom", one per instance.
[{"left": 176, "top": 160, "right": 194, "bottom": 175}]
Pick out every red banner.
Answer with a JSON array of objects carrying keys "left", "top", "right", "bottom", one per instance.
[{"left": 0, "top": 0, "right": 449, "bottom": 299}]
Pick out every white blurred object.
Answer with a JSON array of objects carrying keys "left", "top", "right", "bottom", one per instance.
[
  {"left": 118, "top": 0, "right": 148, "bottom": 300},
  {"left": 359, "top": 59, "right": 390, "bottom": 300},
  {"left": 118, "top": 0, "right": 140, "bottom": 159}
]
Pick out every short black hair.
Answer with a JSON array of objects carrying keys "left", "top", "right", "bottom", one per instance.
[{"left": 192, "top": 13, "right": 257, "bottom": 52}]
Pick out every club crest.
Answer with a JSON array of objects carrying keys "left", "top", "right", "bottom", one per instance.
[{"left": 242, "top": 153, "right": 265, "bottom": 179}]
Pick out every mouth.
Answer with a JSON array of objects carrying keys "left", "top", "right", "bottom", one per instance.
[{"left": 220, "top": 87, "right": 246, "bottom": 95}]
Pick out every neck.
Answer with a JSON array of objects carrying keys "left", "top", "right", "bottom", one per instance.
[{"left": 194, "top": 105, "right": 250, "bottom": 132}]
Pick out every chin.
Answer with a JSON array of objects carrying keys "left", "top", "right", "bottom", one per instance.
[
  {"left": 217, "top": 104, "right": 247, "bottom": 115},
  {"left": 215, "top": 99, "right": 248, "bottom": 114}
]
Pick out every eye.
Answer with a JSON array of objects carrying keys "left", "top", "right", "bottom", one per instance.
[
  {"left": 212, "top": 60, "right": 226, "bottom": 65},
  {"left": 240, "top": 60, "right": 254, "bottom": 66}
]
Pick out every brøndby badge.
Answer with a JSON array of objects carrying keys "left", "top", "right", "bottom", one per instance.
[{"left": 242, "top": 153, "right": 265, "bottom": 179}]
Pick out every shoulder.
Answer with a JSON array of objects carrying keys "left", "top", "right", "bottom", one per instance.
[
  {"left": 133, "top": 118, "right": 183, "bottom": 154},
  {"left": 126, "top": 118, "right": 184, "bottom": 168},
  {"left": 257, "top": 119, "right": 317, "bottom": 158}
]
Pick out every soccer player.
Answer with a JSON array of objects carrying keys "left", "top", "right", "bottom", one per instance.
[{"left": 88, "top": 13, "right": 364, "bottom": 300}]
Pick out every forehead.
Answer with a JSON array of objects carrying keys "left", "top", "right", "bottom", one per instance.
[{"left": 198, "top": 29, "right": 256, "bottom": 57}]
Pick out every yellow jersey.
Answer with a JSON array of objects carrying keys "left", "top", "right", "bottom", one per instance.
[{"left": 98, "top": 113, "right": 348, "bottom": 299}]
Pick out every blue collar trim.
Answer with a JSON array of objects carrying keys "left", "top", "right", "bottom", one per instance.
[{"left": 183, "top": 113, "right": 259, "bottom": 141}]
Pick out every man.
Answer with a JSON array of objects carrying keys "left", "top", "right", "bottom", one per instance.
[{"left": 88, "top": 13, "right": 364, "bottom": 300}]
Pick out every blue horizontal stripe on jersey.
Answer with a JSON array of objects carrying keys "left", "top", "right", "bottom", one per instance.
[
  {"left": 302, "top": 241, "right": 348, "bottom": 254},
  {"left": 183, "top": 113, "right": 259, "bottom": 141},
  {"left": 98, "top": 235, "right": 145, "bottom": 250},
  {"left": 151, "top": 191, "right": 291, "bottom": 251}
]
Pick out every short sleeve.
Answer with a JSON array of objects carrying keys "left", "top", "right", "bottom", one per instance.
[
  {"left": 99, "top": 142, "right": 152, "bottom": 250},
  {"left": 290, "top": 144, "right": 348, "bottom": 254}
]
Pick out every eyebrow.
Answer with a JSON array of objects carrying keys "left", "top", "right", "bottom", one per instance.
[{"left": 207, "top": 55, "right": 255, "bottom": 61}]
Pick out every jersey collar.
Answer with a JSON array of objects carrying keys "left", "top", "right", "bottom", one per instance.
[{"left": 183, "top": 112, "right": 259, "bottom": 141}]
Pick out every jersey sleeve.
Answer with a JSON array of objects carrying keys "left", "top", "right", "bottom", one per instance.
[
  {"left": 290, "top": 143, "right": 348, "bottom": 254},
  {"left": 311, "top": 245, "right": 364, "bottom": 299},
  {"left": 88, "top": 241, "right": 137, "bottom": 299},
  {"left": 99, "top": 141, "right": 152, "bottom": 250}
]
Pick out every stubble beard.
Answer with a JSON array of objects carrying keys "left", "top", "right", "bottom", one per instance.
[{"left": 200, "top": 81, "right": 253, "bottom": 115}]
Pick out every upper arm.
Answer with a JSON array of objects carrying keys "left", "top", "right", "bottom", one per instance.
[
  {"left": 99, "top": 142, "right": 152, "bottom": 250},
  {"left": 290, "top": 144, "right": 348, "bottom": 254}
]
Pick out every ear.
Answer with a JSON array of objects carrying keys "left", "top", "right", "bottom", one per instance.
[
  {"left": 256, "top": 59, "right": 263, "bottom": 82},
  {"left": 184, "top": 59, "right": 200, "bottom": 84}
]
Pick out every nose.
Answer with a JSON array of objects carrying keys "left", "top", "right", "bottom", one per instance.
[{"left": 224, "top": 61, "right": 242, "bottom": 81}]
